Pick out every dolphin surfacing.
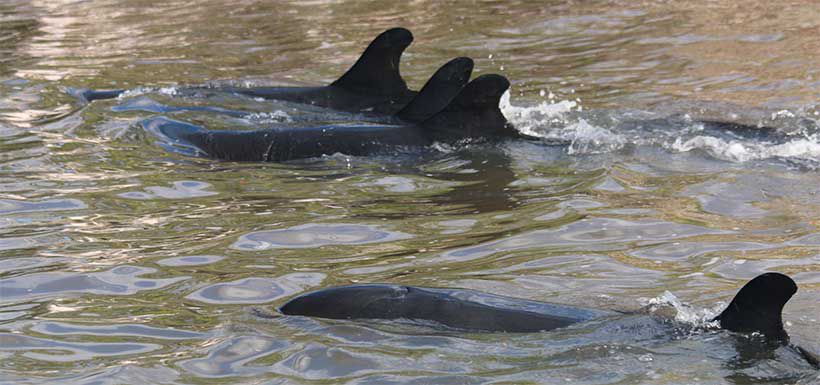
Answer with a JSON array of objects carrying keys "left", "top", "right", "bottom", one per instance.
[
  {"left": 280, "top": 273, "right": 799, "bottom": 338},
  {"left": 71, "top": 28, "right": 418, "bottom": 114},
  {"left": 143, "top": 59, "right": 521, "bottom": 162},
  {"left": 279, "top": 284, "right": 612, "bottom": 332},
  {"left": 226, "top": 27, "right": 416, "bottom": 114}
]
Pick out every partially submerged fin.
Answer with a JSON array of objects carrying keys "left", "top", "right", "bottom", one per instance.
[
  {"left": 330, "top": 27, "right": 413, "bottom": 96},
  {"left": 420, "top": 74, "right": 518, "bottom": 140},
  {"left": 68, "top": 88, "right": 125, "bottom": 103},
  {"left": 394, "top": 57, "right": 473, "bottom": 123},
  {"left": 714, "top": 273, "right": 797, "bottom": 341}
]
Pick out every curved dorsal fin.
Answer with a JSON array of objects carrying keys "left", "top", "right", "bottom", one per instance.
[
  {"left": 331, "top": 27, "right": 413, "bottom": 96},
  {"left": 395, "top": 57, "right": 473, "bottom": 123},
  {"left": 714, "top": 272, "right": 797, "bottom": 341},
  {"left": 420, "top": 74, "right": 518, "bottom": 140}
]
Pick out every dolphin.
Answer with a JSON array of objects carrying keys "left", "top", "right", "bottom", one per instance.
[
  {"left": 280, "top": 283, "right": 612, "bottom": 333},
  {"left": 141, "top": 60, "right": 522, "bottom": 162},
  {"left": 279, "top": 273, "right": 818, "bottom": 367},
  {"left": 278, "top": 273, "right": 794, "bottom": 336},
  {"left": 71, "top": 28, "right": 420, "bottom": 115}
]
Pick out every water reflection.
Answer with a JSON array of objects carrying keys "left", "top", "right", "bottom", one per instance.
[
  {"left": 423, "top": 150, "right": 519, "bottom": 213},
  {"left": 117, "top": 180, "right": 217, "bottom": 200},
  {"left": 0, "top": 256, "right": 68, "bottom": 273},
  {"left": 0, "top": 198, "right": 85, "bottom": 214},
  {"left": 0, "top": 333, "right": 160, "bottom": 362},
  {"left": 277, "top": 344, "right": 381, "bottom": 379},
  {"left": 30, "top": 322, "right": 205, "bottom": 340},
  {"left": 186, "top": 272, "right": 325, "bottom": 304},
  {"left": 684, "top": 180, "right": 769, "bottom": 218},
  {"left": 177, "top": 336, "right": 288, "bottom": 378},
  {"left": 0, "top": 235, "right": 50, "bottom": 251},
  {"left": 232, "top": 223, "right": 412, "bottom": 250},
  {"left": 156, "top": 255, "right": 224, "bottom": 266},
  {"left": 630, "top": 241, "right": 774, "bottom": 262},
  {"left": 1, "top": 0, "right": 820, "bottom": 383},
  {"left": 0, "top": 265, "right": 188, "bottom": 304},
  {"left": 439, "top": 217, "right": 729, "bottom": 262}
]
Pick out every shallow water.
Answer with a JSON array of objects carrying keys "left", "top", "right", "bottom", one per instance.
[{"left": 1, "top": 1, "right": 820, "bottom": 384}]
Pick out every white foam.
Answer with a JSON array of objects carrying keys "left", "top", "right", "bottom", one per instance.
[
  {"left": 245, "top": 110, "right": 292, "bottom": 123},
  {"left": 501, "top": 92, "right": 820, "bottom": 163},
  {"left": 669, "top": 134, "right": 820, "bottom": 163},
  {"left": 500, "top": 90, "right": 580, "bottom": 137},
  {"left": 117, "top": 86, "right": 180, "bottom": 99},
  {"left": 501, "top": 92, "right": 627, "bottom": 154},
  {"left": 641, "top": 291, "right": 723, "bottom": 327},
  {"left": 555, "top": 119, "right": 627, "bottom": 155}
]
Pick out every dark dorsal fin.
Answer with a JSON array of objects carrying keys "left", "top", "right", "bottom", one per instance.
[
  {"left": 420, "top": 74, "right": 517, "bottom": 140},
  {"left": 394, "top": 57, "right": 473, "bottom": 123},
  {"left": 714, "top": 272, "right": 797, "bottom": 341},
  {"left": 330, "top": 27, "right": 413, "bottom": 96},
  {"left": 68, "top": 88, "right": 125, "bottom": 103}
]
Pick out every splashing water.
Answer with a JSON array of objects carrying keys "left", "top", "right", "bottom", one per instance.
[
  {"left": 669, "top": 134, "right": 820, "bottom": 163},
  {"left": 640, "top": 291, "right": 723, "bottom": 327},
  {"left": 500, "top": 90, "right": 820, "bottom": 165}
]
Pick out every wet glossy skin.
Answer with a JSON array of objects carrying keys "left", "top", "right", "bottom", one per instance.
[
  {"left": 144, "top": 117, "right": 430, "bottom": 162},
  {"left": 279, "top": 284, "right": 613, "bottom": 332},
  {"left": 3, "top": 1, "right": 820, "bottom": 383}
]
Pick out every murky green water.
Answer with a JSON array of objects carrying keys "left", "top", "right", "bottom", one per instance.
[{"left": 1, "top": 1, "right": 819, "bottom": 384}]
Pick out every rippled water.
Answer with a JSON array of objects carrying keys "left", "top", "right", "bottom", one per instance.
[{"left": 1, "top": 1, "right": 820, "bottom": 384}]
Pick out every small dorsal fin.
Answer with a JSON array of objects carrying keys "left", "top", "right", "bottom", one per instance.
[
  {"left": 330, "top": 27, "right": 413, "bottom": 96},
  {"left": 714, "top": 272, "right": 797, "bottom": 341},
  {"left": 68, "top": 88, "right": 125, "bottom": 103},
  {"left": 394, "top": 57, "right": 473, "bottom": 123},
  {"left": 420, "top": 74, "right": 517, "bottom": 140}
]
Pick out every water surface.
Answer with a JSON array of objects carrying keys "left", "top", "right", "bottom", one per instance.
[{"left": 1, "top": 1, "right": 819, "bottom": 384}]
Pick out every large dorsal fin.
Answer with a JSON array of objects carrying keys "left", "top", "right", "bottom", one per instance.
[
  {"left": 394, "top": 57, "right": 473, "bottom": 123},
  {"left": 714, "top": 272, "right": 797, "bottom": 341},
  {"left": 419, "top": 74, "right": 518, "bottom": 140},
  {"left": 330, "top": 27, "right": 413, "bottom": 96}
]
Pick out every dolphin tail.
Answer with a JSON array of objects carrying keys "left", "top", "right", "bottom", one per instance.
[
  {"left": 394, "top": 57, "right": 473, "bottom": 123},
  {"left": 713, "top": 272, "right": 797, "bottom": 341},
  {"left": 330, "top": 27, "right": 413, "bottom": 97},
  {"left": 417, "top": 74, "right": 518, "bottom": 140}
]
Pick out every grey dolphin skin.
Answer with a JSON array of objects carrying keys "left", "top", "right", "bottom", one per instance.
[
  {"left": 224, "top": 27, "right": 416, "bottom": 114},
  {"left": 279, "top": 284, "right": 613, "bottom": 333},
  {"left": 142, "top": 62, "right": 521, "bottom": 162},
  {"left": 71, "top": 28, "right": 417, "bottom": 114},
  {"left": 279, "top": 273, "right": 797, "bottom": 337},
  {"left": 280, "top": 272, "right": 820, "bottom": 368}
]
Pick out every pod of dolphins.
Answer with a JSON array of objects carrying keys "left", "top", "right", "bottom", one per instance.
[{"left": 73, "top": 28, "right": 818, "bottom": 369}]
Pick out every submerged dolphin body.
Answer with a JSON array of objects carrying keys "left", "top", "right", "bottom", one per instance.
[
  {"left": 72, "top": 28, "right": 419, "bottom": 115},
  {"left": 280, "top": 284, "right": 613, "bottom": 333},
  {"left": 279, "top": 273, "right": 820, "bottom": 368},
  {"left": 279, "top": 273, "right": 797, "bottom": 338},
  {"left": 142, "top": 60, "right": 521, "bottom": 162}
]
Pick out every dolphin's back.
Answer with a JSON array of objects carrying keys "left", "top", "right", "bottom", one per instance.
[
  {"left": 144, "top": 116, "right": 432, "bottom": 162},
  {"left": 279, "top": 284, "right": 612, "bottom": 332}
]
